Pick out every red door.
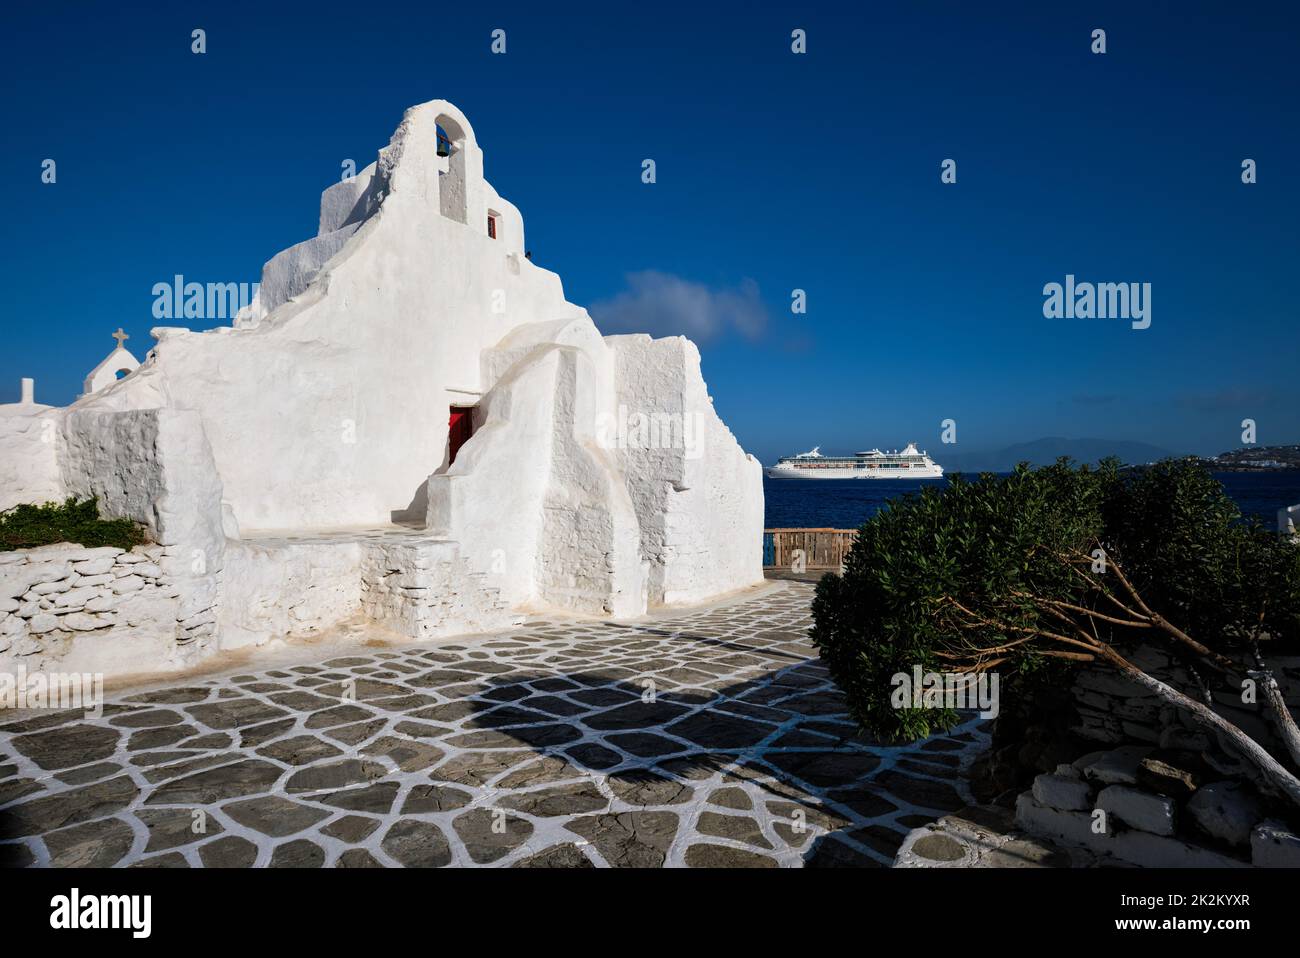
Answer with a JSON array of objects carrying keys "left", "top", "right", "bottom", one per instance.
[{"left": 448, "top": 407, "right": 475, "bottom": 464}]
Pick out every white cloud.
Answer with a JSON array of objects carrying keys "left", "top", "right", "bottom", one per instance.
[{"left": 588, "top": 271, "right": 767, "bottom": 342}]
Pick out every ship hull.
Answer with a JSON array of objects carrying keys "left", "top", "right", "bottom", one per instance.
[{"left": 764, "top": 465, "right": 944, "bottom": 480}]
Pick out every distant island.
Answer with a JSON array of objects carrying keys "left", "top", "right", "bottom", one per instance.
[
  {"left": 940, "top": 437, "right": 1174, "bottom": 473},
  {"left": 1194, "top": 444, "right": 1300, "bottom": 472},
  {"left": 939, "top": 439, "right": 1300, "bottom": 473}
]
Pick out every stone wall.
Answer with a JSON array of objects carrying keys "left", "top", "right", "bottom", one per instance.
[
  {"left": 216, "top": 538, "right": 363, "bottom": 650},
  {"left": 1016, "top": 744, "right": 1300, "bottom": 866},
  {"left": 1069, "top": 645, "right": 1300, "bottom": 758},
  {"left": 1, "top": 530, "right": 525, "bottom": 680},
  {"left": 0, "top": 542, "right": 202, "bottom": 677},
  {"left": 984, "top": 644, "right": 1300, "bottom": 867},
  {"left": 359, "top": 536, "right": 518, "bottom": 640}
]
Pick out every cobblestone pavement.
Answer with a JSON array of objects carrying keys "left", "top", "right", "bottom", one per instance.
[{"left": 0, "top": 580, "right": 988, "bottom": 868}]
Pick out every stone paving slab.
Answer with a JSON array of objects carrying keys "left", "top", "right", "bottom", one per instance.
[
  {"left": 893, "top": 805, "right": 1094, "bottom": 868},
  {"left": 0, "top": 581, "right": 989, "bottom": 868}
]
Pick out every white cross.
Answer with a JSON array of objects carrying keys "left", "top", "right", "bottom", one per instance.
[{"left": 112, "top": 328, "right": 129, "bottom": 348}]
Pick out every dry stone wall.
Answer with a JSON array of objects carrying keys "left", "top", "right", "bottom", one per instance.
[
  {"left": 359, "top": 536, "right": 519, "bottom": 640},
  {"left": 1069, "top": 645, "right": 1300, "bottom": 757},
  {"left": 998, "top": 646, "right": 1300, "bottom": 867},
  {"left": 1015, "top": 744, "right": 1300, "bottom": 866},
  {"left": 0, "top": 542, "right": 209, "bottom": 677}
]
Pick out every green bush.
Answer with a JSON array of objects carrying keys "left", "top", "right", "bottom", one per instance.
[
  {"left": 0, "top": 498, "right": 146, "bottom": 552},
  {"left": 810, "top": 458, "right": 1300, "bottom": 742}
]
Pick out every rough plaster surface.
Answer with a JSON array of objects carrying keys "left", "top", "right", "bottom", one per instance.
[
  {"left": 609, "top": 334, "right": 764, "bottom": 605},
  {"left": 0, "top": 99, "right": 763, "bottom": 677},
  {"left": 0, "top": 404, "right": 62, "bottom": 512}
]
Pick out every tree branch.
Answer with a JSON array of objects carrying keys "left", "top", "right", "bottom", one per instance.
[
  {"left": 1092, "top": 642, "right": 1300, "bottom": 806},
  {"left": 946, "top": 583, "right": 1300, "bottom": 804},
  {"left": 1248, "top": 625, "right": 1300, "bottom": 773},
  {"left": 1060, "top": 547, "right": 1238, "bottom": 675}
]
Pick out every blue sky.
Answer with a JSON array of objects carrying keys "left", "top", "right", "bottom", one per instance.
[{"left": 4, "top": 1, "right": 1297, "bottom": 464}]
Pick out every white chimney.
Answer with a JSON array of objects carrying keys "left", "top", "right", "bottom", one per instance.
[
  {"left": 20, "top": 377, "right": 34, "bottom": 404},
  {"left": 1281, "top": 504, "right": 1299, "bottom": 538}
]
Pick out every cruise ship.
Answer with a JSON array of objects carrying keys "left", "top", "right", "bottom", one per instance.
[{"left": 765, "top": 443, "right": 944, "bottom": 479}]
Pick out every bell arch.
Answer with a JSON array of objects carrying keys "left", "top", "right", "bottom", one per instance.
[{"left": 435, "top": 114, "right": 468, "bottom": 225}]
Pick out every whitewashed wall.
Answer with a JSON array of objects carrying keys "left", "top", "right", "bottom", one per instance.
[
  {"left": 73, "top": 101, "right": 557, "bottom": 533},
  {"left": 0, "top": 99, "right": 765, "bottom": 679},
  {"left": 0, "top": 403, "right": 63, "bottom": 512}
]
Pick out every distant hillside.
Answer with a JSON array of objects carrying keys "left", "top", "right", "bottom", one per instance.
[
  {"left": 1196, "top": 444, "right": 1300, "bottom": 472},
  {"left": 940, "top": 437, "right": 1175, "bottom": 473}
]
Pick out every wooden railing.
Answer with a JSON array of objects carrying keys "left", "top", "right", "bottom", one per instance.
[{"left": 763, "top": 528, "right": 858, "bottom": 570}]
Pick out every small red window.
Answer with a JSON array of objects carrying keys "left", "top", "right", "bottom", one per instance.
[{"left": 487, "top": 215, "right": 497, "bottom": 239}]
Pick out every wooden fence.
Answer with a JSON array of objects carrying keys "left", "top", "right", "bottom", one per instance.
[{"left": 763, "top": 528, "right": 858, "bottom": 570}]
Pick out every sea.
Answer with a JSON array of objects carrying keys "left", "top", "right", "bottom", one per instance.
[{"left": 763, "top": 472, "right": 1300, "bottom": 530}]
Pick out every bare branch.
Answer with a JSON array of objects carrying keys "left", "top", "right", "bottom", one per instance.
[
  {"left": 1053, "top": 549, "right": 1151, "bottom": 621},
  {"left": 1059, "top": 547, "right": 1238, "bottom": 675},
  {"left": 1248, "top": 625, "right": 1300, "bottom": 773},
  {"left": 1038, "top": 650, "right": 1097, "bottom": 662},
  {"left": 1091, "top": 643, "right": 1300, "bottom": 806},
  {"left": 944, "top": 569, "right": 1300, "bottom": 800},
  {"left": 944, "top": 597, "right": 1103, "bottom": 659}
]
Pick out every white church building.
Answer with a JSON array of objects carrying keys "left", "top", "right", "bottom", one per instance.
[{"left": 0, "top": 100, "right": 764, "bottom": 679}]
